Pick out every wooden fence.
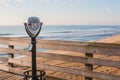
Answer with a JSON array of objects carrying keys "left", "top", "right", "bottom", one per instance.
[{"left": 0, "top": 37, "right": 120, "bottom": 80}]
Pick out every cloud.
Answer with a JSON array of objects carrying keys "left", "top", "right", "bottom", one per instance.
[
  {"left": 0, "top": 0, "right": 9, "bottom": 4},
  {"left": 0, "top": 0, "right": 25, "bottom": 4},
  {"left": 103, "top": 6, "right": 111, "bottom": 15},
  {"left": 0, "top": 0, "right": 5, "bottom": 4},
  {"left": 15, "top": 0, "right": 26, "bottom": 2},
  {"left": 38, "top": 0, "right": 83, "bottom": 3}
]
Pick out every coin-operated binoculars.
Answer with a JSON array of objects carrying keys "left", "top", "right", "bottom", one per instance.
[{"left": 24, "top": 17, "right": 45, "bottom": 80}]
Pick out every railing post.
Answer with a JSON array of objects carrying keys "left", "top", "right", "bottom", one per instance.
[
  {"left": 85, "top": 53, "right": 93, "bottom": 80},
  {"left": 8, "top": 45, "right": 14, "bottom": 67}
]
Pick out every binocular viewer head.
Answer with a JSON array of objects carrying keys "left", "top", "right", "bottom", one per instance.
[{"left": 24, "top": 17, "right": 42, "bottom": 38}]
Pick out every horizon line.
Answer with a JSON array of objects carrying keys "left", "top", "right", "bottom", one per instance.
[{"left": 0, "top": 24, "right": 120, "bottom": 26}]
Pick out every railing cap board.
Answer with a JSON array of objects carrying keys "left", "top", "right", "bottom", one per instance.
[
  {"left": 0, "top": 37, "right": 120, "bottom": 56},
  {"left": 0, "top": 37, "right": 120, "bottom": 49}
]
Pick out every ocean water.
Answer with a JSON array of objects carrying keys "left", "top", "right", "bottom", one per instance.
[
  {"left": 0, "top": 25, "right": 120, "bottom": 42},
  {"left": 0, "top": 25, "right": 120, "bottom": 58}
]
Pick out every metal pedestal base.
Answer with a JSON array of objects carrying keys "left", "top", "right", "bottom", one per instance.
[{"left": 24, "top": 70, "right": 46, "bottom": 80}]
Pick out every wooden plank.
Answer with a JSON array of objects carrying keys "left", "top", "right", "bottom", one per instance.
[
  {"left": 0, "top": 69, "right": 64, "bottom": 80},
  {"left": 5, "top": 75, "right": 23, "bottom": 80},
  {"left": 1, "top": 37, "right": 120, "bottom": 50},
  {"left": 37, "top": 40, "right": 89, "bottom": 52},
  {"left": 1, "top": 38, "right": 120, "bottom": 56},
  {"left": 9, "top": 67, "right": 66, "bottom": 80},
  {"left": 9, "top": 66, "right": 28, "bottom": 75},
  {"left": 86, "top": 44, "right": 120, "bottom": 56},
  {"left": 0, "top": 56, "right": 8, "bottom": 62},
  {"left": 37, "top": 40, "right": 120, "bottom": 56},
  {"left": 37, "top": 52, "right": 120, "bottom": 68},
  {"left": 0, "top": 63, "right": 9, "bottom": 71},
  {"left": 9, "top": 58, "right": 31, "bottom": 67},
  {"left": 0, "top": 70, "right": 23, "bottom": 80},
  {"left": 0, "top": 39, "right": 29, "bottom": 47},
  {"left": 36, "top": 52, "right": 120, "bottom": 68},
  {"left": 8, "top": 58, "right": 120, "bottom": 80},
  {"left": 46, "top": 76, "right": 67, "bottom": 80},
  {"left": 0, "top": 48, "right": 120, "bottom": 68},
  {"left": 1, "top": 48, "right": 120, "bottom": 68},
  {"left": 0, "top": 48, "right": 30, "bottom": 55},
  {"left": 0, "top": 73, "right": 13, "bottom": 80}
]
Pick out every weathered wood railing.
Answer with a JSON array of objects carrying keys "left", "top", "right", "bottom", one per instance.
[{"left": 0, "top": 37, "right": 120, "bottom": 80}]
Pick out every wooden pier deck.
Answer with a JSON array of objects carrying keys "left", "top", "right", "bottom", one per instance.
[
  {"left": 0, "top": 70, "right": 23, "bottom": 80},
  {"left": 0, "top": 35, "right": 120, "bottom": 80}
]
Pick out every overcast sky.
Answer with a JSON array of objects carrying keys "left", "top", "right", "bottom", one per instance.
[{"left": 0, "top": 0, "right": 120, "bottom": 25}]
